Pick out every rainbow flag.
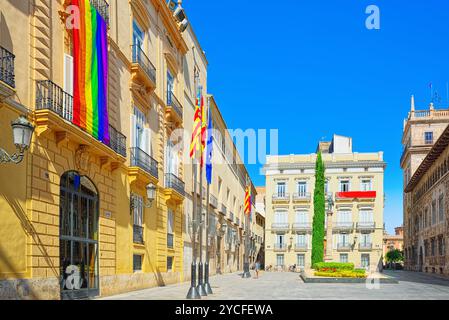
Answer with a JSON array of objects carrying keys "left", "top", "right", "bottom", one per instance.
[{"left": 72, "top": 0, "right": 109, "bottom": 144}]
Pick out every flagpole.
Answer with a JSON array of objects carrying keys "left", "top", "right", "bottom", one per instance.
[
  {"left": 197, "top": 87, "right": 207, "bottom": 296},
  {"left": 204, "top": 96, "right": 213, "bottom": 294},
  {"left": 186, "top": 156, "right": 200, "bottom": 299},
  {"left": 242, "top": 176, "right": 251, "bottom": 278}
]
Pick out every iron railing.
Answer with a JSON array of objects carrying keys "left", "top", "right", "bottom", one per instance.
[
  {"left": 167, "top": 91, "right": 183, "bottom": 120},
  {"left": 229, "top": 212, "right": 234, "bottom": 223},
  {"left": 271, "top": 223, "right": 290, "bottom": 231},
  {"left": 334, "top": 221, "right": 354, "bottom": 231},
  {"left": 165, "top": 173, "right": 185, "bottom": 196},
  {"left": 295, "top": 243, "right": 308, "bottom": 251},
  {"left": 0, "top": 46, "right": 15, "bottom": 88},
  {"left": 292, "top": 222, "right": 312, "bottom": 232},
  {"left": 131, "top": 44, "right": 156, "bottom": 85},
  {"left": 90, "top": 0, "right": 110, "bottom": 25},
  {"left": 356, "top": 222, "right": 376, "bottom": 231},
  {"left": 274, "top": 243, "right": 287, "bottom": 251},
  {"left": 337, "top": 243, "right": 352, "bottom": 251},
  {"left": 272, "top": 193, "right": 290, "bottom": 201},
  {"left": 36, "top": 80, "right": 127, "bottom": 157},
  {"left": 167, "top": 233, "right": 174, "bottom": 249},
  {"left": 220, "top": 203, "right": 227, "bottom": 215},
  {"left": 133, "top": 225, "right": 144, "bottom": 244},
  {"left": 130, "top": 147, "right": 159, "bottom": 179},
  {"left": 359, "top": 243, "right": 373, "bottom": 251},
  {"left": 293, "top": 192, "right": 311, "bottom": 201}
]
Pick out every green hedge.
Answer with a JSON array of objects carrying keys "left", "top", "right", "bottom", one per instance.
[{"left": 313, "top": 262, "right": 355, "bottom": 271}]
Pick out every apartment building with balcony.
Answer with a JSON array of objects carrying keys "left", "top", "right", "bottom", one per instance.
[
  {"left": 263, "top": 135, "right": 385, "bottom": 271},
  {"left": 403, "top": 123, "right": 449, "bottom": 276},
  {"left": 0, "top": 0, "right": 192, "bottom": 300},
  {"left": 250, "top": 187, "right": 266, "bottom": 267},
  {"left": 400, "top": 96, "right": 449, "bottom": 274}
]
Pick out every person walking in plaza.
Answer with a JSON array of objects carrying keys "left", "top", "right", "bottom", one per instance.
[{"left": 255, "top": 260, "right": 261, "bottom": 279}]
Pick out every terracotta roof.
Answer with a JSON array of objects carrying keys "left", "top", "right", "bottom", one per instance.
[{"left": 405, "top": 124, "right": 449, "bottom": 193}]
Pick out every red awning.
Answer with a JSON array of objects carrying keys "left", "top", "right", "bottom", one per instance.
[{"left": 336, "top": 191, "right": 377, "bottom": 199}]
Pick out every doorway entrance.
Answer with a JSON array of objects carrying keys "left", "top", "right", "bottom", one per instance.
[{"left": 59, "top": 172, "right": 99, "bottom": 300}]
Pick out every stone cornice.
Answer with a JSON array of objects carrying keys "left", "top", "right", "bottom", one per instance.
[{"left": 263, "top": 160, "right": 387, "bottom": 173}]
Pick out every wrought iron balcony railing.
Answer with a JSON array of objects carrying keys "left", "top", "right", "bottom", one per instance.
[
  {"left": 359, "top": 243, "right": 373, "bottom": 251},
  {"left": 133, "top": 225, "right": 144, "bottom": 244},
  {"left": 130, "top": 147, "right": 158, "bottom": 179},
  {"left": 274, "top": 243, "right": 287, "bottom": 251},
  {"left": 219, "top": 203, "right": 227, "bottom": 215},
  {"left": 293, "top": 192, "right": 311, "bottom": 201},
  {"left": 272, "top": 193, "right": 290, "bottom": 201},
  {"left": 0, "top": 46, "right": 15, "bottom": 88},
  {"left": 229, "top": 211, "right": 234, "bottom": 222},
  {"left": 167, "top": 91, "right": 183, "bottom": 120},
  {"left": 334, "top": 221, "right": 354, "bottom": 231},
  {"left": 295, "top": 243, "right": 308, "bottom": 251},
  {"left": 292, "top": 222, "right": 312, "bottom": 232},
  {"left": 271, "top": 223, "right": 290, "bottom": 231},
  {"left": 356, "top": 222, "right": 376, "bottom": 231},
  {"left": 35, "top": 80, "right": 127, "bottom": 157},
  {"left": 90, "top": 0, "right": 110, "bottom": 25},
  {"left": 337, "top": 243, "right": 352, "bottom": 251},
  {"left": 165, "top": 173, "right": 185, "bottom": 196},
  {"left": 131, "top": 44, "right": 156, "bottom": 85}
]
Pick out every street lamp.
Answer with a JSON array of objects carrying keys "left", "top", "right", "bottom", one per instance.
[
  {"left": 130, "top": 183, "right": 157, "bottom": 210},
  {"left": 1, "top": 116, "right": 34, "bottom": 164}
]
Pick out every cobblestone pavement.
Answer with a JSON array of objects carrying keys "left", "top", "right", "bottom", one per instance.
[{"left": 98, "top": 270, "right": 449, "bottom": 300}]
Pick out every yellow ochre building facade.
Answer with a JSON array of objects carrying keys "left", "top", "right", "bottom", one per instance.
[{"left": 0, "top": 0, "right": 257, "bottom": 300}]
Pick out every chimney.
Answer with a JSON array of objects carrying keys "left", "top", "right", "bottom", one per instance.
[{"left": 410, "top": 95, "right": 415, "bottom": 112}]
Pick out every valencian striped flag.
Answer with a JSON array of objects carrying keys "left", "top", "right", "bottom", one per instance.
[
  {"left": 244, "top": 185, "right": 252, "bottom": 216},
  {"left": 71, "top": 0, "right": 109, "bottom": 144},
  {"left": 190, "top": 86, "right": 203, "bottom": 159}
]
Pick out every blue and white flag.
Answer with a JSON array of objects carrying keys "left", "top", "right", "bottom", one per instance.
[{"left": 205, "top": 103, "right": 213, "bottom": 185}]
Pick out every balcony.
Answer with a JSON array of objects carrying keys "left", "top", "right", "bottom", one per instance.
[
  {"left": 133, "top": 225, "right": 144, "bottom": 244},
  {"left": 356, "top": 222, "right": 376, "bottom": 232},
  {"left": 292, "top": 192, "right": 311, "bottom": 202},
  {"left": 210, "top": 194, "right": 218, "bottom": 209},
  {"left": 272, "top": 193, "right": 290, "bottom": 203},
  {"left": 35, "top": 80, "right": 127, "bottom": 160},
  {"left": 90, "top": 0, "right": 110, "bottom": 25},
  {"left": 271, "top": 223, "right": 290, "bottom": 232},
  {"left": 165, "top": 91, "right": 183, "bottom": 126},
  {"left": 128, "top": 147, "right": 158, "bottom": 187},
  {"left": 335, "top": 191, "right": 376, "bottom": 202},
  {"left": 228, "top": 211, "right": 234, "bottom": 223},
  {"left": 333, "top": 221, "right": 354, "bottom": 232},
  {"left": 0, "top": 46, "right": 15, "bottom": 99},
  {"left": 292, "top": 222, "right": 312, "bottom": 233},
  {"left": 131, "top": 44, "right": 156, "bottom": 91},
  {"left": 164, "top": 173, "right": 185, "bottom": 203},
  {"left": 236, "top": 217, "right": 240, "bottom": 227},
  {"left": 273, "top": 243, "right": 287, "bottom": 252},
  {"left": 359, "top": 243, "right": 373, "bottom": 251},
  {"left": 294, "top": 243, "right": 308, "bottom": 252},
  {"left": 337, "top": 243, "right": 352, "bottom": 252}
]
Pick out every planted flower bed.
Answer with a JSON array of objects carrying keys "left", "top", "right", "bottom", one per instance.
[{"left": 312, "top": 262, "right": 367, "bottom": 278}]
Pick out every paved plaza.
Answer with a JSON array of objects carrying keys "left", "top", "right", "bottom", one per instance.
[{"left": 99, "top": 270, "right": 449, "bottom": 300}]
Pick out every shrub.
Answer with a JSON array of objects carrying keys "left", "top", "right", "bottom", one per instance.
[
  {"left": 314, "top": 271, "right": 367, "bottom": 279},
  {"left": 313, "top": 262, "right": 355, "bottom": 271}
]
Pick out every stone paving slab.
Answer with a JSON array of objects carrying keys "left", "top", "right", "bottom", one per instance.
[{"left": 98, "top": 270, "right": 449, "bottom": 300}]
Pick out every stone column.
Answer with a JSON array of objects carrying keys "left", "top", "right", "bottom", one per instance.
[{"left": 324, "top": 210, "right": 333, "bottom": 262}]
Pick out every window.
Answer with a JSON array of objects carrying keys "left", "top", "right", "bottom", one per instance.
[
  {"left": 337, "top": 210, "right": 352, "bottom": 223},
  {"left": 297, "top": 181, "right": 307, "bottom": 196},
  {"left": 276, "top": 254, "right": 284, "bottom": 267},
  {"left": 438, "top": 195, "right": 444, "bottom": 223},
  {"left": 359, "top": 210, "right": 373, "bottom": 223},
  {"left": 276, "top": 234, "right": 285, "bottom": 245},
  {"left": 425, "top": 132, "right": 433, "bottom": 145},
  {"left": 274, "top": 211, "right": 288, "bottom": 224},
  {"left": 338, "top": 234, "right": 350, "bottom": 246},
  {"left": 296, "top": 234, "right": 307, "bottom": 246},
  {"left": 340, "top": 254, "right": 348, "bottom": 263},
  {"left": 360, "top": 233, "right": 371, "bottom": 246},
  {"left": 432, "top": 200, "right": 437, "bottom": 225},
  {"left": 167, "top": 210, "right": 174, "bottom": 248},
  {"left": 133, "top": 254, "right": 143, "bottom": 272},
  {"left": 297, "top": 254, "right": 305, "bottom": 268},
  {"left": 295, "top": 211, "right": 308, "bottom": 224},
  {"left": 133, "top": 194, "right": 144, "bottom": 244},
  {"left": 167, "top": 69, "right": 174, "bottom": 95},
  {"left": 361, "top": 254, "right": 370, "bottom": 269},
  {"left": 167, "top": 256, "right": 174, "bottom": 272},
  {"left": 361, "top": 179, "right": 372, "bottom": 191},
  {"left": 339, "top": 180, "right": 350, "bottom": 192},
  {"left": 276, "top": 182, "right": 286, "bottom": 196}
]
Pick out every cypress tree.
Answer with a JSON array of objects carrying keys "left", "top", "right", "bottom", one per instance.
[{"left": 311, "top": 152, "right": 325, "bottom": 267}]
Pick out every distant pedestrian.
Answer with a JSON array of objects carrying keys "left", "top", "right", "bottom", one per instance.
[{"left": 255, "top": 260, "right": 261, "bottom": 279}]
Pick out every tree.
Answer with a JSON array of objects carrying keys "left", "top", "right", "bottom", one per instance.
[
  {"left": 312, "top": 152, "right": 325, "bottom": 267},
  {"left": 385, "top": 249, "right": 404, "bottom": 269}
]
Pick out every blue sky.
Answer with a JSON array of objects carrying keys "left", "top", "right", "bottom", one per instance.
[{"left": 183, "top": 0, "right": 449, "bottom": 233}]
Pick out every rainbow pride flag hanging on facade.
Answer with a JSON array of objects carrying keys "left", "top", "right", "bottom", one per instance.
[{"left": 72, "top": 0, "right": 109, "bottom": 144}]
